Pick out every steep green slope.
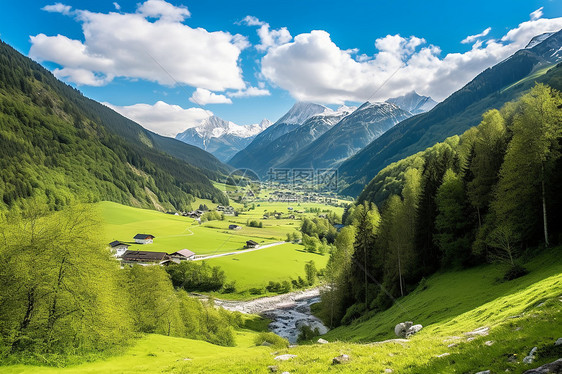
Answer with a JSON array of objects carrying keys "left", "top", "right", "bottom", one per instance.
[
  {"left": 0, "top": 40, "right": 228, "bottom": 210},
  {"left": 339, "top": 29, "right": 562, "bottom": 196},
  {"left": 3, "top": 249, "right": 560, "bottom": 373}
]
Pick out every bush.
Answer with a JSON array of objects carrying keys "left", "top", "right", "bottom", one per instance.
[
  {"left": 221, "top": 281, "right": 236, "bottom": 294},
  {"left": 503, "top": 263, "right": 528, "bottom": 281},
  {"left": 254, "top": 332, "right": 289, "bottom": 348},
  {"left": 341, "top": 303, "right": 366, "bottom": 325},
  {"left": 297, "top": 324, "right": 320, "bottom": 342},
  {"left": 249, "top": 287, "right": 265, "bottom": 295}
]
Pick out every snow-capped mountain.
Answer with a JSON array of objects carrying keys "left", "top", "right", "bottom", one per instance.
[
  {"left": 176, "top": 116, "right": 272, "bottom": 162},
  {"left": 274, "top": 102, "right": 332, "bottom": 125},
  {"left": 387, "top": 91, "right": 438, "bottom": 115},
  {"left": 228, "top": 102, "right": 332, "bottom": 168},
  {"left": 526, "top": 32, "right": 555, "bottom": 49},
  {"left": 281, "top": 101, "right": 411, "bottom": 170},
  {"left": 233, "top": 105, "right": 356, "bottom": 175}
]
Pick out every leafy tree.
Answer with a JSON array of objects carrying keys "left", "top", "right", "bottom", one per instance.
[
  {"left": 492, "top": 84, "right": 562, "bottom": 247},
  {"left": 304, "top": 260, "right": 318, "bottom": 286},
  {"left": 435, "top": 169, "right": 472, "bottom": 266}
]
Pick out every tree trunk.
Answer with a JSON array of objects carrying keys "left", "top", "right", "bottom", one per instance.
[
  {"left": 541, "top": 172, "right": 549, "bottom": 247},
  {"left": 398, "top": 246, "right": 404, "bottom": 297}
]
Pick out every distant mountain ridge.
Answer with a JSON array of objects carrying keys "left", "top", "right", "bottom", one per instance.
[
  {"left": 339, "top": 28, "right": 562, "bottom": 196},
  {"left": 387, "top": 91, "right": 437, "bottom": 115},
  {"left": 235, "top": 106, "right": 355, "bottom": 176},
  {"left": 280, "top": 101, "right": 411, "bottom": 171},
  {"left": 176, "top": 117, "right": 272, "bottom": 162},
  {"left": 228, "top": 102, "right": 331, "bottom": 169}
]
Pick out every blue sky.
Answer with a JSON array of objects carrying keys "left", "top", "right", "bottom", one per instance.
[{"left": 1, "top": 0, "right": 561, "bottom": 136}]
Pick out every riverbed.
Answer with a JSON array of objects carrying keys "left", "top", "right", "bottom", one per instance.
[{"left": 213, "top": 288, "right": 329, "bottom": 344}]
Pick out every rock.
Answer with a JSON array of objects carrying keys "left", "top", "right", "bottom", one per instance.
[
  {"left": 523, "top": 356, "right": 535, "bottom": 364},
  {"left": 507, "top": 354, "right": 518, "bottom": 363},
  {"left": 274, "top": 354, "right": 297, "bottom": 361},
  {"left": 384, "top": 369, "right": 393, "bottom": 373},
  {"left": 282, "top": 372, "right": 290, "bottom": 374},
  {"left": 465, "top": 326, "right": 490, "bottom": 337},
  {"left": 261, "top": 341, "right": 273, "bottom": 347},
  {"left": 529, "top": 347, "right": 538, "bottom": 356},
  {"left": 317, "top": 338, "right": 329, "bottom": 344},
  {"left": 448, "top": 343, "right": 458, "bottom": 348},
  {"left": 467, "top": 337, "right": 476, "bottom": 342},
  {"left": 395, "top": 323, "right": 407, "bottom": 338},
  {"left": 267, "top": 366, "right": 278, "bottom": 372},
  {"left": 523, "top": 358, "right": 562, "bottom": 373},
  {"left": 485, "top": 340, "right": 495, "bottom": 346},
  {"left": 436, "top": 353, "right": 450, "bottom": 358},
  {"left": 555, "top": 337, "right": 562, "bottom": 346},
  {"left": 332, "top": 354, "right": 350, "bottom": 365},
  {"left": 406, "top": 324, "right": 423, "bottom": 337},
  {"left": 475, "top": 371, "right": 491, "bottom": 374}
]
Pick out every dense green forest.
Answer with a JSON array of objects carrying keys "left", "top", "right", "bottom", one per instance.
[
  {"left": 320, "top": 84, "right": 562, "bottom": 327},
  {"left": 0, "top": 204, "right": 243, "bottom": 365},
  {"left": 0, "top": 40, "right": 228, "bottom": 211}
]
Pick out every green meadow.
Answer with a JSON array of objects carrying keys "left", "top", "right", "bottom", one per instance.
[
  {"left": 204, "top": 243, "right": 329, "bottom": 297},
  {"left": 5, "top": 248, "right": 561, "bottom": 373}
]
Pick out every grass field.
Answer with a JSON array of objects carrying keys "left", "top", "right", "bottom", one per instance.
[
  {"left": 204, "top": 243, "right": 329, "bottom": 298},
  {"left": 4, "top": 248, "right": 561, "bottom": 373}
]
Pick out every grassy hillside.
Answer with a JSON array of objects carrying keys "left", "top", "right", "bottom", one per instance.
[
  {"left": 3, "top": 248, "right": 560, "bottom": 373},
  {"left": 0, "top": 40, "right": 228, "bottom": 211}
]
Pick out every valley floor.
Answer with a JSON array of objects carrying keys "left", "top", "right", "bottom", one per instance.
[{"left": 3, "top": 248, "right": 561, "bottom": 373}]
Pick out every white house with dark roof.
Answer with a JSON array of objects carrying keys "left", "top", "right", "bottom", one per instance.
[
  {"left": 109, "top": 241, "right": 130, "bottom": 257},
  {"left": 169, "top": 249, "right": 196, "bottom": 261},
  {"left": 134, "top": 234, "right": 155, "bottom": 244}
]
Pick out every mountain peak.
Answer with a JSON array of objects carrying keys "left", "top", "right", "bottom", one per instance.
[
  {"left": 386, "top": 91, "right": 437, "bottom": 115},
  {"left": 275, "top": 102, "right": 331, "bottom": 125}
]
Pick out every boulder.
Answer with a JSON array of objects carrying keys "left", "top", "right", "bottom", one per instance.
[
  {"left": 406, "top": 324, "right": 423, "bottom": 337},
  {"left": 484, "top": 340, "right": 495, "bottom": 346},
  {"left": 394, "top": 323, "right": 407, "bottom": 338},
  {"left": 555, "top": 337, "right": 562, "bottom": 346},
  {"left": 384, "top": 369, "right": 393, "bottom": 373},
  {"left": 274, "top": 354, "right": 297, "bottom": 361},
  {"left": 523, "top": 358, "right": 562, "bottom": 373},
  {"left": 268, "top": 366, "right": 278, "bottom": 373},
  {"left": 523, "top": 356, "right": 534, "bottom": 364},
  {"left": 332, "top": 354, "right": 350, "bottom": 365},
  {"left": 317, "top": 338, "right": 329, "bottom": 344},
  {"left": 475, "top": 371, "right": 491, "bottom": 374},
  {"left": 436, "top": 353, "right": 450, "bottom": 358}
]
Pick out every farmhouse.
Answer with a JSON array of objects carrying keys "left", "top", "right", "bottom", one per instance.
[
  {"left": 134, "top": 234, "right": 155, "bottom": 244},
  {"left": 121, "top": 250, "right": 168, "bottom": 264},
  {"left": 229, "top": 224, "right": 242, "bottom": 230},
  {"left": 246, "top": 240, "right": 259, "bottom": 248},
  {"left": 169, "top": 249, "right": 196, "bottom": 261},
  {"left": 108, "top": 241, "right": 130, "bottom": 257}
]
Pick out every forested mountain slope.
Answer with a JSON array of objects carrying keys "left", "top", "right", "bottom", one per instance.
[
  {"left": 339, "top": 29, "right": 562, "bottom": 196},
  {"left": 0, "top": 40, "right": 228, "bottom": 211}
]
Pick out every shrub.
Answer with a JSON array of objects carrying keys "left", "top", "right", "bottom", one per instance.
[
  {"left": 503, "top": 263, "right": 528, "bottom": 281},
  {"left": 254, "top": 332, "right": 289, "bottom": 348},
  {"left": 341, "top": 303, "right": 366, "bottom": 325},
  {"left": 297, "top": 325, "right": 320, "bottom": 342}
]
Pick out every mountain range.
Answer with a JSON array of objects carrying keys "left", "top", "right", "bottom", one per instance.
[{"left": 176, "top": 117, "right": 272, "bottom": 162}]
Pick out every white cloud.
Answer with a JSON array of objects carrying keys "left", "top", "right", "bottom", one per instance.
[
  {"left": 238, "top": 15, "right": 265, "bottom": 26},
  {"left": 190, "top": 88, "right": 232, "bottom": 105},
  {"left": 239, "top": 16, "right": 292, "bottom": 51},
  {"left": 261, "top": 16, "right": 562, "bottom": 103},
  {"left": 104, "top": 101, "right": 212, "bottom": 137},
  {"left": 30, "top": 1, "right": 247, "bottom": 91},
  {"left": 42, "top": 3, "right": 72, "bottom": 15},
  {"left": 137, "top": 0, "right": 190, "bottom": 22},
  {"left": 113, "top": 2, "right": 121, "bottom": 11},
  {"left": 461, "top": 27, "right": 492, "bottom": 44},
  {"left": 530, "top": 7, "right": 543, "bottom": 21},
  {"left": 228, "top": 86, "right": 271, "bottom": 98}
]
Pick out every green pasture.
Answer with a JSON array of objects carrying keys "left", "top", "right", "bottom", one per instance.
[{"left": 203, "top": 243, "right": 329, "bottom": 297}]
